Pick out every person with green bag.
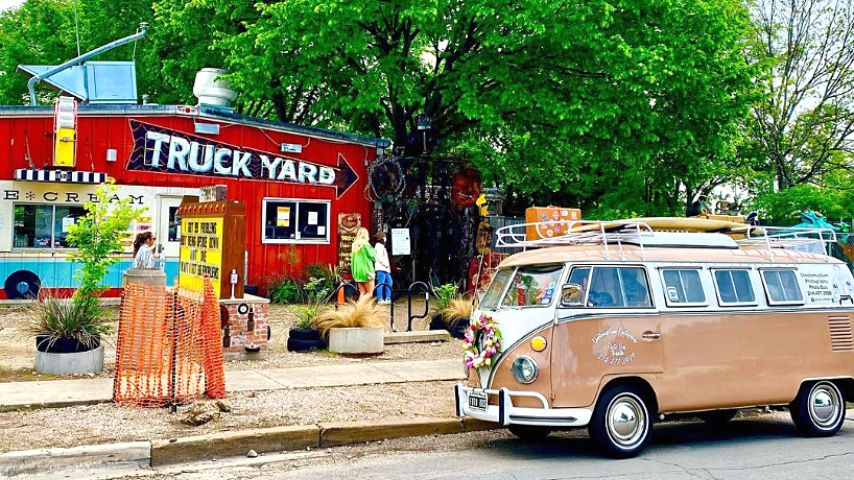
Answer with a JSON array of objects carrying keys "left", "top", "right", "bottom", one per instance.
[{"left": 350, "top": 227, "right": 376, "bottom": 298}]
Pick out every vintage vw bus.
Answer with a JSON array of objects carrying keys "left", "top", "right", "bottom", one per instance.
[{"left": 454, "top": 220, "right": 854, "bottom": 457}]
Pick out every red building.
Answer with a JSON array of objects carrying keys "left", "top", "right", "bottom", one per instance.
[{"left": 0, "top": 103, "right": 388, "bottom": 299}]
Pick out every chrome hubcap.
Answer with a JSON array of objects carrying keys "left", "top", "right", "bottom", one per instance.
[
  {"left": 607, "top": 394, "right": 647, "bottom": 447},
  {"left": 809, "top": 384, "right": 841, "bottom": 429}
]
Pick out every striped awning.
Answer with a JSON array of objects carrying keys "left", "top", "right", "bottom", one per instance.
[{"left": 14, "top": 169, "right": 108, "bottom": 184}]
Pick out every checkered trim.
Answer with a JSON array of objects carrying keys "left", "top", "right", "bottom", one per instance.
[{"left": 14, "top": 169, "right": 108, "bottom": 184}]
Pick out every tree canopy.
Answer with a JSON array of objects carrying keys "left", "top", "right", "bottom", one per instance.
[{"left": 3, "top": 0, "right": 850, "bottom": 221}]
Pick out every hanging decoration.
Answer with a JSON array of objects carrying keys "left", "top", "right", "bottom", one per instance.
[
  {"left": 451, "top": 168, "right": 482, "bottom": 210},
  {"left": 365, "top": 154, "right": 405, "bottom": 201},
  {"left": 464, "top": 313, "right": 503, "bottom": 369}
]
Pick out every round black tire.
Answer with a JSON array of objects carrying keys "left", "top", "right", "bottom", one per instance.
[
  {"left": 4, "top": 270, "right": 40, "bottom": 299},
  {"left": 508, "top": 425, "right": 552, "bottom": 441},
  {"left": 286, "top": 337, "right": 326, "bottom": 352},
  {"left": 288, "top": 327, "right": 322, "bottom": 341},
  {"left": 699, "top": 409, "right": 738, "bottom": 427},
  {"left": 790, "top": 381, "right": 845, "bottom": 437},
  {"left": 588, "top": 385, "right": 653, "bottom": 458}
]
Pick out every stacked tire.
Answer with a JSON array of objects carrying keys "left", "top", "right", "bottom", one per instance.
[{"left": 287, "top": 327, "right": 325, "bottom": 352}]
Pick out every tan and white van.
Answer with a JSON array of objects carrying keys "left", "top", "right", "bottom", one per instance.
[{"left": 454, "top": 220, "right": 854, "bottom": 457}]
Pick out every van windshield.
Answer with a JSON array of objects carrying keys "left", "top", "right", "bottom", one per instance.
[
  {"left": 480, "top": 269, "right": 513, "bottom": 310},
  {"left": 501, "top": 265, "right": 564, "bottom": 308}
]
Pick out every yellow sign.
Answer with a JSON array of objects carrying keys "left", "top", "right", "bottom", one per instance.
[
  {"left": 276, "top": 207, "right": 291, "bottom": 227},
  {"left": 179, "top": 217, "right": 224, "bottom": 297},
  {"left": 54, "top": 127, "right": 76, "bottom": 167}
]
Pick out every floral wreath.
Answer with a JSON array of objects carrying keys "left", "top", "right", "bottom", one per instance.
[{"left": 464, "top": 314, "right": 502, "bottom": 369}]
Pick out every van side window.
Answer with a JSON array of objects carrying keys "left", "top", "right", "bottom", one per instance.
[
  {"left": 661, "top": 268, "right": 706, "bottom": 305},
  {"left": 562, "top": 267, "right": 592, "bottom": 306},
  {"left": 713, "top": 269, "right": 756, "bottom": 305},
  {"left": 761, "top": 270, "right": 803, "bottom": 305},
  {"left": 587, "top": 267, "right": 652, "bottom": 308}
]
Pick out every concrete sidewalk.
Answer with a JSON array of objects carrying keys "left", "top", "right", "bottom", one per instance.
[{"left": 0, "top": 359, "right": 463, "bottom": 411}]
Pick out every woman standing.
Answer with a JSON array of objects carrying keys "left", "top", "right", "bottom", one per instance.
[
  {"left": 374, "top": 231, "right": 392, "bottom": 304},
  {"left": 132, "top": 232, "right": 156, "bottom": 269},
  {"left": 350, "top": 228, "right": 376, "bottom": 298}
]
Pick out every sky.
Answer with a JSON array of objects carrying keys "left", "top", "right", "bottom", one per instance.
[{"left": 0, "top": 0, "right": 23, "bottom": 12}]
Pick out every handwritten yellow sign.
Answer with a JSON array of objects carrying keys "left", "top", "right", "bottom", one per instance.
[{"left": 179, "top": 217, "right": 224, "bottom": 297}]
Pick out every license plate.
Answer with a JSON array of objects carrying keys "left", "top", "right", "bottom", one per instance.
[{"left": 468, "top": 390, "right": 488, "bottom": 412}]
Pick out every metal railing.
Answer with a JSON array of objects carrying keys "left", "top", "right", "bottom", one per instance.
[
  {"left": 494, "top": 220, "right": 654, "bottom": 260},
  {"left": 733, "top": 226, "right": 838, "bottom": 259},
  {"left": 325, "top": 280, "right": 432, "bottom": 332}
]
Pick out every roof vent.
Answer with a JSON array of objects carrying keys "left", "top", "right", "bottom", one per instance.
[{"left": 193, "top": 68, "right": 237, "bottom": 108}]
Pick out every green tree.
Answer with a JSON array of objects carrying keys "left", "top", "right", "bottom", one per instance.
[
  {"left": 66, "top": 182, "right": 146, "bottom": 299},
  {"left": 746, "top": 0, "right": 854, "bottom": 190}
]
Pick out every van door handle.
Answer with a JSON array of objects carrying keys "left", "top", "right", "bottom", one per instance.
[{"left": 642, "top": 331, "right": 661, "bottom": 340}]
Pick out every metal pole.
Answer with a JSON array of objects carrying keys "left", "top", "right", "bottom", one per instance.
[
  {"left": 28, "top": 23, "right": 148, "bottom": 105},
  {"left": 168, "top": 291, "right": 178, "bottom": 414}
]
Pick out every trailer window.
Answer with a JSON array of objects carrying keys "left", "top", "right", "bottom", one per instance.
[
  {"left": 13, "top": 204, "right": 86, "bottom": 249},
  {"left": 661, "top": 269, "right": 706, "bottom": 305},
  {"left": 761, "top": 270, "right": 803, "bottom": 305},
  {"left": 713, "top": 269, "right": 756, "bottom": 305},
  {"left": 586, "top": 267, "right": 652, "bottom": 308},
  {"left": 262, "top": 198, "right": 330, "bottom": 244}
]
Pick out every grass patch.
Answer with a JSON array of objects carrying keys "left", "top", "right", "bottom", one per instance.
[{"left": 0, "top": 365, "right": 61, "bottom": 383}]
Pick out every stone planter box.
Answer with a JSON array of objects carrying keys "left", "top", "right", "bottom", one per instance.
[
  {"left": 327, "top": 327, "right": 384, "bottom": 354},
  {"left": 35, "top": 344, "right": 105, "bottom": 375}
]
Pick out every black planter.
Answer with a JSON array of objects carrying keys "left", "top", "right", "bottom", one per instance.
[
  {"left": 446, "top": 317, "right": 471, "bottom": 339},
  {"left": 429, "top": 314, "right": 470, "bottom": 339},
  {"left": 35, "top": 335, "right": 100, "bottom": 353},
  {"left": 287, "top": 327, "right": 326, "bottom": 352},
  {"left": 429, "top": 313, "right": 446, "bottom": 331}
]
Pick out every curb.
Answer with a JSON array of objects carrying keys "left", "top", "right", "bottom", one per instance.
[
  {"left": 151, "top": 416, "right": 496, "bottom": 466},
  {"left": 0, "top": 416, "right": 495, "bottom": 477},
  {"left": 0, "top": 441, "right": 149, "bottom": 478}
]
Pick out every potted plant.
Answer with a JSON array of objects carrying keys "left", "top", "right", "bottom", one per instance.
[
  {"left": 428, "top": 283, "right": 473, "bottom": 338},
  {"left": 287, "top": 279, "right": 330, "bottom": 352},
  {"left": 439, "top": 295, "right": 474, "bottom": 339},
  {"left": 314, "top": 296, "right": 387, "bottom": 354},
  {"left": 27, "top": 182, "right": 143, "bottom": 374}
]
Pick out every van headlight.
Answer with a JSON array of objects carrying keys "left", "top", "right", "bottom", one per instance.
[{"left": 511, "top": 356, "right": 539, "bottom": 384}]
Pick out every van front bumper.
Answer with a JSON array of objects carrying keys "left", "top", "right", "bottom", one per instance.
[{"left": 454, "top": 383, "right": 592, "bottom": 428}]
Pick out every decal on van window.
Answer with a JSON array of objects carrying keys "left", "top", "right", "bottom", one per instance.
[{"left": 592, "top": 327, "right": 638, "bottom": 366}]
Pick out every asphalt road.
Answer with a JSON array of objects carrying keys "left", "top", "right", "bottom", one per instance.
[{"left": 147, "top": 413, "right": 854, "bottom": 480}]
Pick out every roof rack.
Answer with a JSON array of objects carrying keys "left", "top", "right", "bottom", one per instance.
[
  {"left": 495, "top": 221, "right": 659, "bottom": 260},
  {"left": 733, "top": 226, "right": 838, "bottom": 259}
]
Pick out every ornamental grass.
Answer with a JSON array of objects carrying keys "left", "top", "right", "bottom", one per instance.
[
  {"left": 440, "top": 296, "right": 473, "bottom": 328},
  {"left": 313, "top": 295, "right": 387, "bottom": 340}
]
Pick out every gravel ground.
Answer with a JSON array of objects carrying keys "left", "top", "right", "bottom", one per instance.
[
  {"left": 0, "top": 300, "right": 463, "bottom": 381},
  {"left": 0, "top": 380, "right": 459, "bottom": 452}
]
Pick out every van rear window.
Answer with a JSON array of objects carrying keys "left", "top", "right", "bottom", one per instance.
[
  {"left": 761, "top": 270, "right": 803, "bottom": 304},
  {"left": 714, "top": 269, "right": 756, "bottom": 305}
]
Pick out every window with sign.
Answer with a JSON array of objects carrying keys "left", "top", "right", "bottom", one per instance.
[
  {"left": 262, "top": 198, "right": 330, "bottom": 244},
  {"left": 13, "top": 204, "right": 86, "bottom": 249},
  {"left": 761, "top": 269, "right": 804, "bottom": 305},
  {"left": 661, "top": 268, "right": 706, "bottom": 305}
]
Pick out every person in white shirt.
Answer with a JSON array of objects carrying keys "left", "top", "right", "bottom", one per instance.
[
  {"left": 374, "top": 231, "right": 392, "bottom": 304},
  {"left": 132, "top": 232, "right": 156, "bottom": 269}
]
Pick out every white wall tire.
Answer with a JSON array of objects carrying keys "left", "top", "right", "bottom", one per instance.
[
  {"left": 790, "top": 381, "right": 845, "bottom": 437},
  {"left": 589, "top": 385, "right": 652, "bottom": 458}
]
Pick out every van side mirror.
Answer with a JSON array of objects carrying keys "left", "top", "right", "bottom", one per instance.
[{"left": 561, "top": 283, "right": 584, "bottom": 307}]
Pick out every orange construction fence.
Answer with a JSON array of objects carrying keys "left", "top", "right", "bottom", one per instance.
[{"left": 113, "top": 280, "right": 225, "bottom": 407}]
